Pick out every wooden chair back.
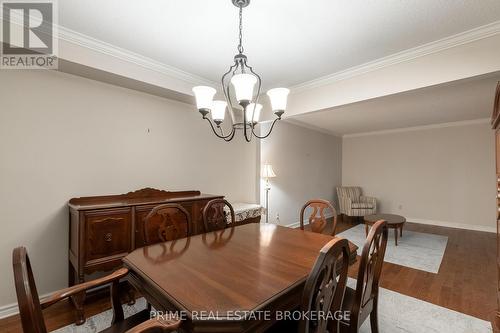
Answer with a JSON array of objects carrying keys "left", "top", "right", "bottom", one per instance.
[
  {"left": 144, "top": 204, "right": 191, "bottom": 245},
  {"left": 352, "top": 220, "right": 388, "bottom": 324},
  {"left": 300, "top": 199, "right": 338, "bottom": 236},
  {"left": 299, "top": 238, "right": 350, "bottom": 333},
  {"left": 13, "top": 247, "right": 47, "bottom": 333},
  {"left": 202, "top": 199, "right": 235, "bottom": 232}
]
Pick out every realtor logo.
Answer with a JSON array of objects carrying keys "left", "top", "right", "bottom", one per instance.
[{"left": 1, "top": 0, "right": 58, "bottom": 69}]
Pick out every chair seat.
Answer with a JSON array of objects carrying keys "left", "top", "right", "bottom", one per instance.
[{"left": 351, "top": 202, "right": 374, "bottom": 209}]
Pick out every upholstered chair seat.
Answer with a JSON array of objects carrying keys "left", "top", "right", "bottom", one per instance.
[{"left": 351, "top": 202, "right": 374, "bottom": 209}]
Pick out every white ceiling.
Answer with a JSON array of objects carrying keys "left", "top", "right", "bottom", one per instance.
[
  {"left": 288, "top": 73, "right": 500, "bottom": 136},
  {"left": 58, "top": 0, "right": 500, "bottom": 89}
]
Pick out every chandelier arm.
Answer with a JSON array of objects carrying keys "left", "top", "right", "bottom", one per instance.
[
  {"left": 244, "top": 60, "right": 262, "bottom": 125},
  {"left": 218, "top": 125, "right": 237, "bottom": 142},
  {"left": 251, "top": 118, "right": 280, "bottom": 139},
  {"left": 204, "top": 117, "right": 235, "bottom": 140},
  {"left": 224, "top": 128, "right": 237, "bottom": 142},
  {"left": 221, "top": 62, "right": 239, "bottom": 125}
]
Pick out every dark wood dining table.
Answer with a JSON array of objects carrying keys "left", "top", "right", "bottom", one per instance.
[{"left": 123, "top": 223, "right": 358, "bottom": 333}]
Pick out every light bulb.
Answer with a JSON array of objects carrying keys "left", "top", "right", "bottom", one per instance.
[
  {"left": 231, "top": 74, "right": 257, "bottom": 104},
  {"left": 267, "top": 88, "right": 290, "bottom": 112},
  {"left": 192, "top": 86, "right": 216, "bottom": 111},
  {"left": 211, "top": 100, "right": 227, "bottom": 123},
  {"left": 246, "top": 103, "right": 262, "bottom": 123}
]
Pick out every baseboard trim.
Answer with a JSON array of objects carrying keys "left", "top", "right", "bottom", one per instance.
[
  {"left": 0, "top": 283, "right": 111, "bottom": 319},
  {"left": 0, "top": 291, "right": 53, "bottom": 319},
  {"left": 286, "top": 216, "right": 496, "bottom": 233},
  {"left": 406, "top": 218, "right": 496, "bottom": 233}
]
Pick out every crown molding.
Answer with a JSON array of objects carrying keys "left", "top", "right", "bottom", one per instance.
[
  {"left": 291, "top": 21, "right": 500, "bottom": 94},
  {"left": 57, "top": 25, "right": 217, "bottom": 88},
  {"left": 342, "top": 118, "right": 490, "bottom": 138},
  {"left": 1, "top": 11, "right": 216, "bottom": 88}
]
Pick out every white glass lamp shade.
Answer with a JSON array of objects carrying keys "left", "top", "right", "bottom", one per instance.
[
  {"left": 267, "top": 88, "right": 290, "bottom": 112},
  {"left": 245, "top": 103, "right": 262, "bottom": 123},
  {"left": 192, "top": 86, "right": 216, "bottom": 110},
  {"left": 211, "top": 100, "right": 227, "bottom": 123},
  {"left": 261, "top": 164, "right": 276, "bottom": 178},
  {"left": 230, "top": 74, "right": 257, "bottom": 103}
]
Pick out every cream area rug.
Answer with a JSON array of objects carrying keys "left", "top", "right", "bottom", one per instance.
[
  {"left": 346, "top": 279, "right": 491, "bottom": 333},
  {"left": 338, "top": 224, "right": 448, "bottom": 273},
  {"left": 52, "top": 298, "right": 148, "bottom": 333}
]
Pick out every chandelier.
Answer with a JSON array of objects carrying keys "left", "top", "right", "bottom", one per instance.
[{"left": 192, "top": 0, "right": 290, "bottom": 142}]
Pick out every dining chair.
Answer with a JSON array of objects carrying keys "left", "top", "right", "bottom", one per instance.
[
  {"left": 300, "top": 199, "right": 338, "bottom": 236},
  {"left": 12, "top": 246, "right": 181, "bottom": 333},
  {"left": 202, "top": 198, "right": 235, "bottom": 232},
  {"left": 267, "top": 237, "right": 350, "bottom": 333},
  {"left": 143, "top": 203, "right": 191, "bottom": 245},
  {"left": 339, "top": 220, "right": 388, "bottom": 333},
  {"left": 300, "top": 237, "right": 350, "bottom": 333}
]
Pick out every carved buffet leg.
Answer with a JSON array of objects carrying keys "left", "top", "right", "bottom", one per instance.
[{"left": 71, "top": 291, "right": 86, "bottom": 325}]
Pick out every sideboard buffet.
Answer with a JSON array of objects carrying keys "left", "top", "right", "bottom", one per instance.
[{"left": 68, "top": 188, "right": 225, "bottom": 286}]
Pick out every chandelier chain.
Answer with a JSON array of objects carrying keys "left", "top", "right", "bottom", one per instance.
[{"left": 238, "top": 6, "right": 244, "bottom": 54}]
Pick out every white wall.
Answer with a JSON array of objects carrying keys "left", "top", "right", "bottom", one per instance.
[
  {"left": 0, "top": 70, "right": 257, "bottom": 308},
  {"left": 260, "top": 121, "right": 342, "bottom": 226},
  {"left": 342, "top": 122, "right": 496, "bottom": 231}
]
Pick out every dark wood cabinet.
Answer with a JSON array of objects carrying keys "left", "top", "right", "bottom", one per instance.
[{"left": 68, "top": 188, "right": 223, "bottom": 286}]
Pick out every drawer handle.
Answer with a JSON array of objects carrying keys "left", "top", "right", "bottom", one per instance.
[{"left": 104, "top": 233, "right": 112, "bottom": 242}]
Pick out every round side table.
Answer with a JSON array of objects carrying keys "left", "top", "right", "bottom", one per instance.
[{"left": 364, "top": 213, "right": 406, "bottom": 246}]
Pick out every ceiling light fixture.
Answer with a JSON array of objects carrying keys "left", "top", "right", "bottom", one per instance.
[{"left": 192, "top": 0, "right": 289, "bottom": 142}]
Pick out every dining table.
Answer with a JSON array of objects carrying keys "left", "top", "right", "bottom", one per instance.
[{"left": 123, "top": 223, "right": 358, "bottom": 333}]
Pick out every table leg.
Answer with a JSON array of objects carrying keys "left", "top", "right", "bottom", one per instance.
[
  {"left": 400, "top": 226, "right": 403, "bottom": 237},
  {"left": 394, "top": 228, "right": 398, "bottom": 246}
]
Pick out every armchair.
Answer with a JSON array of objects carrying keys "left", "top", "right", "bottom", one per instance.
[{"left": 336, "top": 186, "right": 377, "bottom": 218}]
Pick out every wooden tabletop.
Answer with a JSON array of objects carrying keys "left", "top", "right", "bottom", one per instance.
[{"left": 123, "top": 223, "right": 357, "bottom": 331}]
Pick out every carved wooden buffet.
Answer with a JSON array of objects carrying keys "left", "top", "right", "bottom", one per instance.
[{"left": 68, "top": 188, "right": 223, "bottom": 286}]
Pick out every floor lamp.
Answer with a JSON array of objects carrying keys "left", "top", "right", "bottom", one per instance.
[{"left": 262, "top": 163, "right": 276, "bottom": 223}]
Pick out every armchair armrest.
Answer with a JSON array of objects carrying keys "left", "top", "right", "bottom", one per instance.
[
  {"left": 360, "top": 195, "right": 377, "bottom": 210},
  {"left": 41, "top": 267, "right": 128, "bottom": 309},
  {"left": 125, "top": 318, "right": 181, "bottom": 333}
]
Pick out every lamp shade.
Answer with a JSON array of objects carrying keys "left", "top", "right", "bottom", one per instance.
[
  {"left": 192, "top": 86, "right": 216, "bottom": 110},
  {"left": 231, "top": 73, "right": 257, "bottom": 103},
  {"left": 245, "top": 103, "right": 262, "bottom": 123},
  {"left": 267, "top": 88, "right": 290, "bottom": 111},
  {"left": 211, "top": 100, "right": 227, "bottom": 122},
  {"left": 262, "top": 163, "right": 276, "bottom": 178}
]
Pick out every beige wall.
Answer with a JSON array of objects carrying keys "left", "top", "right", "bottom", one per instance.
[
  {"left": 0, "top": 70, "right": 257, "bottom": 308},
  {"left": 260, "top": 121, "right": 342, "bottom": 226},
  {"left": 342, "top": 122, "right": 496, "bottom": 230}
]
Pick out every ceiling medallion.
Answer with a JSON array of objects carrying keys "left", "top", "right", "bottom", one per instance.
[{"left": 192, "top": 0, "right": 289, "bottom": 142}]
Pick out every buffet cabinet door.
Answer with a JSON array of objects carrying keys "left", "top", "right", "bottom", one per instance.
[{"left": 84, "top": 208, "right": 132, "bottom": 264}]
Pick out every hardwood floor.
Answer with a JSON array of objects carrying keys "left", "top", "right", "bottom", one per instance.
[
  {"left": 338, "top": 217, "right": 496, "bottom": 322},
  {"left": 0, "top": 218, "right": 495, "bottom": 332}
]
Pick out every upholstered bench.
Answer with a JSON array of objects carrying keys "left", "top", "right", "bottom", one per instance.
[{"left": 226, "top": 202, "right": 263, "bottom": 225}]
